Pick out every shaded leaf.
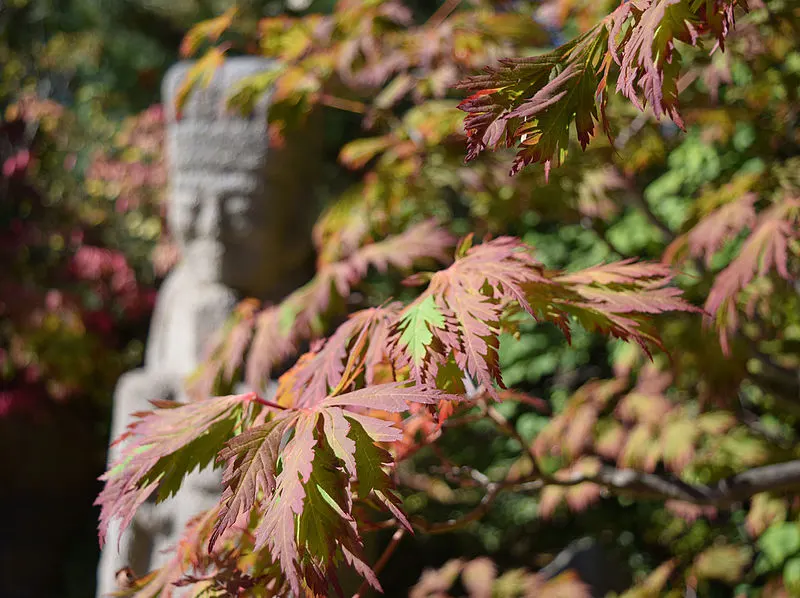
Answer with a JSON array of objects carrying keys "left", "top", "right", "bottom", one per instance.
[
  {"left": 693, "top": 545, "right": 752, "bottom": 584},
  {"left": 213, "top": 383, "right": 455, "bottom": 593},
  {"left": 705, "top": 198, "right": 800, "bottom": 353},
  {"left": 179, "top": 7, "right": 238, "bottom": 58},
  {"left": 174, "top": 47, "right": 227, "bottom": 114},
  {"left": 96, "top": 393, "right": 255, "bottom": 547}
]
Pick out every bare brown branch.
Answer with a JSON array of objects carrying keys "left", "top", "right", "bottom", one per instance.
[
  {"left": 352, "top": 528, "right": 406, "bottom": 598},
  {"left": 549, "top": 460, "right": 800, "bottom": 506}
]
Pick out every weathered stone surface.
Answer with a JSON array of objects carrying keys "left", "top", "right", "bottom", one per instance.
[{"left": 96, "top": 57, "right": 316, "bottom": 596}]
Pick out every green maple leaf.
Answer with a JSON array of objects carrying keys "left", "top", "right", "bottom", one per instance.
[
  {"left": 153, "top": 418, "right": 237, "bottom": 501},
  {"left": 297, "top": 439, "right": 352, "bottom": 562},
  {"left": 347, "top": 416, "right": 391, "bottom": 498},
  {"left": 209, "top": 383, "right": 452, "bottom": 593},
  {"left": 395, "top": 294, "right": 445, "bottom": 366},
  {"left": 96, "top": 394, "right": 252, "bottom": 547}
]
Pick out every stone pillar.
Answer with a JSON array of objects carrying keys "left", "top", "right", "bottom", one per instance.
[{"left": 96, "top": 57, "right": 317, "bottom": 597}]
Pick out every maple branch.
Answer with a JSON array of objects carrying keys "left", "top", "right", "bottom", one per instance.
[
  {"left": 411, "top": 471, "right": 546, "bottom": 535},
  {"left": 749, "top": 373, "right": 800, "bottom": 415},
  {"left": 352, "top": 527, "right": 406, "bottom": 598},
  {"left": 415, "top": 482, "right": 503, "bottom": 534},
  {"left": 748, "top": 350, "right": 800, "bottom": 407},
  {"left": 433, "top": 463, "right": 491, "bottom": 488},
  {"left": 441, "top": 411, "right": 487, "bottom": 427},
  {"left": 484, "top": 404, "right": 544, "bottom": 475},
  {"left": 736, "top": 393, "right": 795, "bottom": 449},
  {"left": 319, "top": 94, "right": 367, "bottom": 114},
  {"left": 614, "top": 68, "right": 700, "bottom": 151},
  {"left": 426, "top": 0, "right": 462, "bottom": 29},
  {"left": 614, "top": 111, "right": 650, "bottom": 149},
  {"left": 483, "top": 394, "right": 800, "bottom": 507},
  {"left": 546, "top": 460, "right": 800, "bottom": 507}
]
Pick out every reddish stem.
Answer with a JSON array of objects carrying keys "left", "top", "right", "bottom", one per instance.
[
  {"left": 352, "top": 527, "right": 406, "bottom": 598},
  {"left": 426, "top": 0, "right": 462, "bottom": 28},
  {"left": 251, "top": 394, "right": 287, "bottom": 410}
]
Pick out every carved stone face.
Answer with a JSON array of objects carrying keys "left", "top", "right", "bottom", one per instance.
[
  {"left": 161, "top": 57, "right": 319, "bottom": 300},
  {"left": 168, "top": 167, "right": 271, "bottom": 292}
]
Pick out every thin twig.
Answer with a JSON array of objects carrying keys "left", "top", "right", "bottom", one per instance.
[
  {"left": 319, "top": 94, "right": 367, "bottom": 114},
  {"left": 485, "top": 400, "right": 800, "bottom": 507},
  {"left": 541, "top": 460, "right": 800, "bottom": 506},
  {"left": 352, "top": 528, "right": 406, "bottom": 598},
  {"left": 441, "top": 412, "right": 486, "bottom": 427},
  {"left": 426, "top": 0, "right": 462, "bottom": 29},
  {"left": 751, "top": 349, "right": 800, "bottom": 395},
  {"left": 737, "top": 392, "right": 794, "bottom": 449},
  {"left": 414, "top": 483, "right": 502, "bottom": 534},
  {"left": 411, "top": 472, "right": 545, "bottom": 535},
  {"left": 431, "top": 463, "right": 492, "bottom": 488},
  {"left": 485, "top": 404, "right": 543, "bottom": 474},
  {"left": 615, "top": 111, "right": 650, "bottom": 149}
]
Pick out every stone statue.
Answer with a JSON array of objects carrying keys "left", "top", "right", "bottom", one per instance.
[{"left": 96, "top": 57, "right": 317, "bottom": 596}]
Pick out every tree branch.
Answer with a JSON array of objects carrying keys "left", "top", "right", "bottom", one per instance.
[
  {"left": 485, "top": 404, "right": 540, "bottom": 465},
  {"left": 352, "top": 527, "right": 406, "bottom": 598},
  {"left": 551, "top": 460, "right": 800, "bottom": 506},
  {"left": 414, "top": 483, "right": 502, "bottom": 534},
  {"left": 426, "top": 0, "right": 462, "bottom": 29},
  {"left": 482, "top": 393, "right": 800, "bottom": 508},
  {"left": 737, "top": 392, "right": 794, "bottom": 448}
]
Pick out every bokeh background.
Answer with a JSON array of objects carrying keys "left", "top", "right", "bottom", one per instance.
[{"left": 2, "top": 0, "right": 799, "bottom": 597}]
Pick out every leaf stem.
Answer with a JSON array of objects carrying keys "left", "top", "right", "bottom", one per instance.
[
  {"left": 251, "top": 394, "right": 287, "bottom": 410},
  {"left": 352, "top": 527, "right": 406, "bottom": 598},
  {"left": 485, "top": 404, "right": 544, "bottom": 474}
]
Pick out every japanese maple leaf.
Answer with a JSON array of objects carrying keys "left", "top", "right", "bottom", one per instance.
[
  {"left": 456, "top": 29, "right": 609, "bottom": 177},
  {"left": 392, "top": 237, "right": 550, "bottom": 395},
  {"left": 244, "top": 304, "right": 298, "bottom": 393},
  {"left": 288, "top": 304, "right": 401, "bottom": 408},
  {"left": 555, "top": 258, "right": 675, "bottom": 287},
  {"left": 188, "top": 299, "right": 259, "bottom": 399},
  {"left": 236, "top": 221, "right": 453, "bottom": 393},
  {"left": 569, "top": 285, "right": 696, "bottom": 315},
  {"left": 211, "top": 382, "right": 458, "bottom": 594},
  {"left": 96, "top": 393, "right": 256, "bottom": 547},
  {"left": 664, "top": 193, "right": 757, "bottom": 266},
  {"left": 174, "top": 47, "right": 228, "bottom": 114},
  {"left": 394, "top": 294, "right": 446, "bottom": 371},
  {"left": 688, "top": 194, "right": 758, "bottom": 265},
  {"left": 393, "top": 239, "right": 698, "bottom": 393},
  {"left": 456, "top": 0, "right": 745, "bottom": 175},
  {"left": 609, "top": 0, "right": 745, "bottom": 128},
  {"left": 553, "top": 259, "right": 700, "bottom": 354},
  {"left": 179, "top": 7, "right": 238, "bottom": 58},
  {"left": 113, "top": 507, "right": 228, "bottom": 598},
  {"left": 705, "top": 198, "right": 800, "bottom": 353}
]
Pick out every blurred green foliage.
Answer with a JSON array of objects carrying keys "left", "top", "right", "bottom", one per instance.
[{"left": 2, "top": 0, "right": 800, "bottom": 596}]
